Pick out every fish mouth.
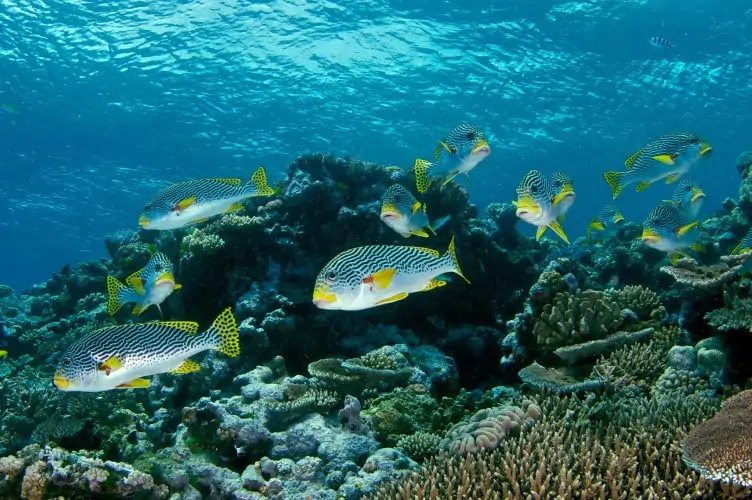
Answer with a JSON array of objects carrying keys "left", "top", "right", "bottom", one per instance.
[
  {"left": 380, "top": 211, "right": 401, "bottom": 222},
  {"left": 699, "top": 143, "right": 712, "bottom": 156},
  {"left": 512, "top": 197, "right": 542, "bottom": 218},
  {"left": 613, "top": 215, "right": 625, "bottom": 224},
  {"left": 138, "top": 216, "right": 151, "bottom": 228},
  {"left": 53, "top": 373, "right": 72, "bottom": 390},
  {"left": 691, "top": 191, "right": 706, "bottom": 203},
  {"left": 471, "top": 140, "right": 491, "bottom": 156},
  {"left": 312, "top": 288, "right": 337, "bottom": 308},
  {"left": 640, "top": 229, "right": 661, "bottom": 244}
]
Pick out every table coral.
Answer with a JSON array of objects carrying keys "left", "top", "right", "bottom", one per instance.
[
  {"left": 682, "top": 390, "right": 752, "bottom": 488},
  {"left": 661, "top": 254, "right": 749, "bottom": 289}
]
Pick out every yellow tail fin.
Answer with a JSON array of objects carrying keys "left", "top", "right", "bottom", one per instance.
[
  {"left": 105, "top": 276, "right": 127, "bottom": 316},
  {"left": 208, "top": 307, "right": 240, "bottom": 357},
  {"left": 445, "top": 236, "right": 470, "bottom": 284},
  {"left": 603, "top": 171, "right": 625, "bottom": 200},
  {"left": 413, "top": 159, "right": 435, "bottom": 194},
  {"left": 247, "top": 166, "right": 277, "bottom": 197}
]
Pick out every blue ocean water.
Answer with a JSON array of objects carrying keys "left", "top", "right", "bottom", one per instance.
[{"left": 0, "top": 0, "right": 748, "bottom": 291}]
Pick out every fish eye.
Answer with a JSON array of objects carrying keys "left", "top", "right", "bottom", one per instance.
[
  {"left": 688, "top": 137, "right": 699, "bottom": 144},
  {"left": 324, "top": 270, "right": 338, "bottom": 283},
  {"left": 144, "top": 204, "right": 152, "bottom": 211},
  {"left": 530, "top": 185, "right": 539, "bottom": 194},
  {"left": 466, "top": 132, "right": 476, "bottom": 140},
  {"left": 62, "top": 357, "right": 72, "bottom": 367}
]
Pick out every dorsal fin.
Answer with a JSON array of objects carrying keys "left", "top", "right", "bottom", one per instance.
[
  {"left": 152, "top": 320, "right": 200, "bottom": 334},
  {"left": 406, "top": 246, "right": 440, "bottom": 258},
  {"left": 206, "top": 178, "right": 242, "bottom": 186},
  {"left": 624, "top": 148, "right": 645, "bottom": 168}
]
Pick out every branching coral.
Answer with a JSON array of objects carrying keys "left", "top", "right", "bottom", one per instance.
[
  {"left": 661, "top": 254, "right": 749, "bottom": 289},
  {"left": 706, "top": 296, "right": 752, "bottom": 332},
  {"left": 396, "top": 432, "right": 442, "bottom": 462},
  {"left": 682, "top": 389, "right": 752, "bottom": 488},
  {"left": 440, "top": 401, "right": 540, "bottom": 455},
  {"left": 371, "top": 391, "right": 746, "bottom": 499},
  {"left": 613, "top": 284, "right": 661, "bottom": 318}
]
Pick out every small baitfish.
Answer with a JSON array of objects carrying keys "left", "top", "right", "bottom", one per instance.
[
  {"left": 667, "top": 179, "right": 705, "bottom": 220},
  {"left": 380, "top": 184, "right": 439, "bottom": 238},
  {"left": 106, "top": 252, "right": 181, "bottom": 316},
  {"left": 649, "top": 36, "right": 674, "bottom": 48},
  {"left": 53, "top": 308, "right": 240, "bottom": 392},
  {"left": 138, "top": 166, "right": 276, "bottom": 230},
  {"left": 586, "top": 205, "right": 625, "bottom": 242},
  {"left": 513, "top": 170, "right": 574, "bottom": 244},
  {"left": 603, "top": 132, "right": 712, "bottom": 199},
  {"left": 413, "top": 124, "right": 491, "bottom": 194},
  {"left": 312, "top": 237, "right": 469, "bottom": 311},
  {"left": 641, "top": 201, "right": 703, "bottom": 264}
]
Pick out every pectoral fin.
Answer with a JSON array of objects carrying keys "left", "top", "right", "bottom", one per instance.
[
  {"left": 187, "top": 217, "right": 210, "bottom": 226},
  {"left": 173, "top": 197, "right": 197, "bottom": 212},
  {"left": 171, "top": 359, "right": 201, "bottom": 374},
  {"left": 375, "top": 292, "right": 409, "bottom": 305},
  {"left": 422, "top": 279, "right": 447, "bottom": 292},
  {"left": 363, "top": 268, "right": 397, "bottom": 290},
  {"left": 129, "top": 276, "right": 145, "bottom": 295},
  {"left": 652, "top": 154, "right": 678, "bottom": 165},
  {"left": 410, "top": 201, "right": 422, "bottom": 215},
  {"left": 535, "top": 226, "right": 547, "bottom": 241},
  {"left": 116, "top": 378, "right": 151, "bottom": 389},
  {"left": 675, "top": 221, "right": 698, "bottom": 237},
  {"left": 98, "top": 356, "right": 123, "bottom": 376},
  {"left": 548, "top": 221, "right": 571, "bottom": 245},
  {"left": 409, "top": 229, "right": 430, "bottom": 238},
  {"left": 225, "top": 203, "right": 245, "bottom": 213}
]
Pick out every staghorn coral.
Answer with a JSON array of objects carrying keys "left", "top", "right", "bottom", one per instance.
[
  {"left": 532, "top": 290, "right": 623, "bottom": 350},
  {"left": 440, "top": 401, "right": 540, "bottom": 455},
  {"left": 706, "top": 296, "right": 752, "bottom": 332},
  {"left": 661, "top": 254, "right": 749, "bottom": 289},
  {"left": 613, "top": 284, "right": 661, "bottom": 318},
  {"left": 371, "top": 391, "right": 747, "bottom": 499},
  {"left": 682, "top": 389, "right": 752, "bottom": 488}
]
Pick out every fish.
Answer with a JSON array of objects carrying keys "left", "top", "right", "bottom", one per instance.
[
  {"left": 666, "top": 179, "right": 705, "bottom": 220},
  {"left": 312, "top": 237, "right": 469, "bottom": 311},
  {"left": 586, "top": 205, "right": 625, "bottom": 242},
  {"left": 380, "top": 184, "right": 437, "bottom": 238},
  {"left": 106, "top": 252, "right": 182, "bottom": 316},
  {"left": 512, "top": 170, "right": 572, "bottom": 244},
  {"left": 550, "top": 172, "right": 576, "bottom": 221},
  {"left": 603, "top": 132, "right": 712, "bottom": 199},
  {"left": 53, "top": 307, "right": 240, "bottom": 392},
  {"left": 0, "top": 350, "right": 7, "bottom": 358},
  {"left": 138, "top": 166, "right": 276, "bottom": 230},
  {"left": 640, "top": 201, "right": 703, "bottom": 264},
  {"left": 649, "top": 36, "right": 674, "bottom": 48},
  {"left": 413, "top": 124, "right": 491, "bottom": 194},
  {"left": 731, "top": 227, "right": 752, "bottom": 256}
]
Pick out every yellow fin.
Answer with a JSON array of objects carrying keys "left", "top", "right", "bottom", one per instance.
[
  {"left": 175, "top": 196, "right": 197, "bottom": 211},
  {"left": 422, "top": 278, "right": 447, "bottom": 291},
  {"left": 590, "top": 221, "right": 605, "bottom": 232},
  {"left": 174, "top": 283, "right": 183, "bottom": 290},
  {"left": 225, "top": 202, "right": 245, "bottom": 213},
  {"left": 445, "top": 236, "right": 470, "bottom": 284},
  {"left": 441, "top": 172, "right": 462, "bottom": 188},
  {"left": 408, "top": 246, "right": 440, "bottom": 258},
  {"left": 410, "top": 201, "right": 422, "bottom": 215},
  {"left": 130, "top": 276, "right": 145, "bottom": 295},
  {"left": 536, "top": 226, "right": 547, "bottom": 241},
  {"left": 548, "top": 221, "right": 570, "bottom": 245},
  {"left": 731, "top": 241, "right": 750, "bottom": 255},
  {"left": 365, "top": 268, "right": 397, "bottom": 290},
  {"left": 187, "top": 217, "right": 210, "bottom": 226},
  {"left": 375, "top": 292, "right": 409, "bottom": 305},
  {"left": 132, "top": 304, "right": 148, "bottom": 316},
  {"left": 125, "top": 268, "right": 143, "bottom": 286},
  {"left": 676, "top": 221, "right": 698, "bottom": 237},
  {"left": 208, "top": 307, "right": 240, "bottom": 357},
  {"left": 247, "top": 166, "right": 276, "bottom": 197},
  {"left": 624, "top": 148, "right": 645, "bottom": 168},
  {"left": 652, "top": 154, "right": 676, "bottom": 165},
  {"left": 98, "top": 355, "right": 123, "bottom": 375},
  {"left": 669, "top": 252, "right": 681, "bottom": 265},
  {"left": 0, "top": 350, "right": 8, "bottom": 358},
  {"left": 433, "top": 140, "right": 455, "bottom": 161},
  {"left": 409, "top": 229, "right": 430, "bottom": 238},
  {"left": 413, "top": 159, "right": 435, "bottom": 194},
  {"left": 171, "top": 359, "right": 201, "bottom": 374},
  {"left": 636, "top": 181, "right": 652, "bottom": 192},
  {"left": 602, "top": 172, "right": 624, "bottom": 199},
  {"left": 105, "top": 276, "right": 127, "bottom": 316},
  {"left": 690, "top": 242, "right": 705, "bottom": 252},
  {"left": 552, "top": 191, "right": 573, "bottom": 207},
  {"left": 665, "top": 174, "right": 681, "bottom": 184},
  {"left": 116, "top": 378, "right": 151, "bottom": 389},
  {"left": 153, "top": 320, "right": 199, "bottom": 334},
  {"left": 210, "top": 178, "right": 242, "bottom": 186}
]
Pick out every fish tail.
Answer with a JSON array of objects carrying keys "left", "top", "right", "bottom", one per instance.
[
  {"left": 205, "top": 307, "right": 240, "bottom": 357},
  {"left": 603, "top": 171, "right": 627, "bottom": 199},
  {"left": 444, "top": 236, "right": 470, "bottom": 284},
  {"left": 413, "top": 158, "right": 436, "bottom": 194},
  {"left": 246, "top": 166, "right": 277, "bottom": 197},
  {"left": 106, "top": 276, "right": 131, "bottom": 316}
]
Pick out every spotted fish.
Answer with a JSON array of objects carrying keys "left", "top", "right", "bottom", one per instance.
[
  {"left": 603, "top": 133, "right": 712, "bottom": 199},
  {"left": 106, "top": 252, "right": 181, "bottom": 316},
  {"left": 641, "top": 201, "right": 703, "bottom": 264},
  {"left": 513, "top": 170, "right": 573, "bottom": 244},
  {"left": 138, "top": 166, "right": 276, "bottom": 230},
  {"left": 413, "top": 124, "right": 491, "bottom": 194},
  {"left": 312, "top": 237, "right": 469, "bottom": 311},
  {"left": 53, "top": 308, "right": 240, "bottom": 392}
]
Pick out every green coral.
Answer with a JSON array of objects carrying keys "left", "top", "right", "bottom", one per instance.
[
  {"left": 363, "top": 387, "right": 438, "bottom": 446},
  {"left": 653, "top": 367, "right": 710, "bottom": 399},
  {"left": 613, "top": 284, "right": 663, "bottom": 318},
  {"left": 396, "top": 432, "right": 442, "bottom": 462}
]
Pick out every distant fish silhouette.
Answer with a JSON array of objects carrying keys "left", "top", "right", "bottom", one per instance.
[{"left": 649, "top": 36, "right": 674, "bottom": 48}]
